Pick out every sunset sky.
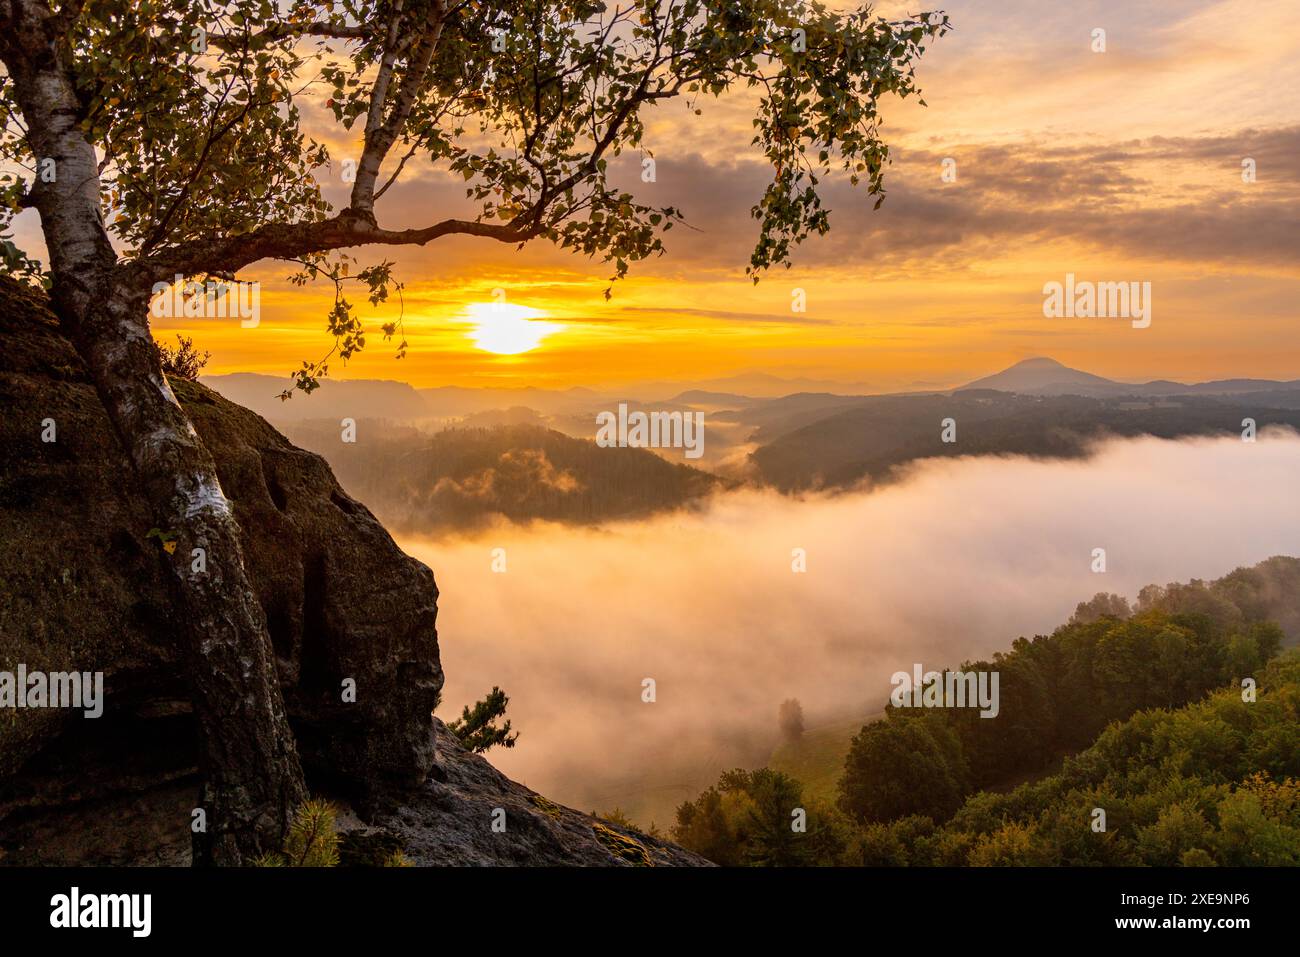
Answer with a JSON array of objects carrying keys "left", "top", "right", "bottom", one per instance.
[{"left": 21, "top": 0, "right": 1299, "bottom": 392}]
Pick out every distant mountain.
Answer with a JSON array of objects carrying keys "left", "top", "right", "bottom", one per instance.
[
  {"left": 668, "top": 389, "right": 762, "bottom": 408},
  {"left": 418, "top": 385, "right": 605, "bottom": 418},
  {"left": 202, "top": 372, "right": 431, "bottom": 422},
  {"left": 957, "top": 358, "right": 1125, "bottom": 396},
  {"left": 453, "top": 406, "right": 550, "bottom": 429},
  {"left": 203, "top": 375, "right": 622, "bottom": 425},
  {"left": 1182, "top": 377, "right": 1300, "bottom": 395},
  {"left": 958, "top": 357, "right": 1299, "bottom": 399},
  {"left": 203, "top": 362, "right": 1300, "bottom": 462},
  {"left": 636, "top": 372, "right": 874, "bottom": 400},
  {"left": 749, "top": 391, "right": 1300, "bottom": 492}
]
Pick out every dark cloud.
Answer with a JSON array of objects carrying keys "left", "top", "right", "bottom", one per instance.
[{"left": 602, "top": 127, "right": 1300, "bottom": 276}]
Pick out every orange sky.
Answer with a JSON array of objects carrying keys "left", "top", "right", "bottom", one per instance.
[{"left": 37, "top": 0, "right": 1300, "bottom": 392}]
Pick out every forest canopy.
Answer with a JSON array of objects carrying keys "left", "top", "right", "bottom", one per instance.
[{"left": 672, "top": 558, "right": 1300, "bottom": 866}]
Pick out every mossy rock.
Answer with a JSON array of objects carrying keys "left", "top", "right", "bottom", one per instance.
[
  {"left": 530, "top": 794, "right": 563, "bottom": 818},
  {"left": 592, "top": 822, "right": 653, "bottom": 866}
]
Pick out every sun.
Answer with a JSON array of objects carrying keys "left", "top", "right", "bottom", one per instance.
[{"left": 463, "top": 302, "right": 562, "bottom": 355}]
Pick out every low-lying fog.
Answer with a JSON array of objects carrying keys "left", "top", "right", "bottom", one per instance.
[{"left": 400, "top": 431, "right": 1300, "bottom": 826}]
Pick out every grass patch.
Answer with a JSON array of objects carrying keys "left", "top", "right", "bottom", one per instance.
[{"left": 768, "top": 712, "right": 879, "bottom": 806}]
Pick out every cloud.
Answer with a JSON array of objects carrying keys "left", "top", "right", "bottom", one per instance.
[
  {"left": 403, "top": 430, "right": 1300, "bottom": 824},
  {"left": 430, "top": 448, "right": 584, "bottom": 505},
  {"left": 628, "top": 130, "right": 1300, "bottom": 275}
]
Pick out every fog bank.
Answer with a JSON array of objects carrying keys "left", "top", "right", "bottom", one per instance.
[{"left": 401, "top": 431, "right": 1300, "bottom": 825}]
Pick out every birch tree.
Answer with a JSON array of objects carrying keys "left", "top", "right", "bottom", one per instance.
[{"left": 0, "top": 0, "right": 947, "bottom": 864}]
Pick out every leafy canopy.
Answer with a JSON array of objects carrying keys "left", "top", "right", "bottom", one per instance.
[{"left": 1, "top": 0, "right": 948, "bottom": 388}]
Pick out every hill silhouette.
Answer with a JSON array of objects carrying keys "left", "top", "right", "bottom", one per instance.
[{"left": 283, "top": 421, "right": 724, "bottom": 532}]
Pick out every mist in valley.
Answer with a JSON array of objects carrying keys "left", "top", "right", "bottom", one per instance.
[{"left": 402, "top": 431, "right": 1300, "bottom": 827}]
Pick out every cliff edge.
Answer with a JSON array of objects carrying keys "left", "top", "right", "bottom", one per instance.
[{"left": 0, "top": 278, "right": 705, "bottom": 866}]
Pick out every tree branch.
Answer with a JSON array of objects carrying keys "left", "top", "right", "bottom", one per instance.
[
  {"left": 128, "top": 210, "right": 543, "bottom": 290},
  {"left": 349, "top": 0, "right": 447, "bottom": 213}
]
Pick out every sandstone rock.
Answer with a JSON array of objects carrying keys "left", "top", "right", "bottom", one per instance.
[
  {"left": 0, "top": 278, "right": 706, "bottom": 866},
  {"left": 382, "top": 720, "right": 708, "bottom": 866},
  {"left": 0, "top": 720, "right": 710, "bottom": 866},
  {"left": 0, "top": 277, "right": 441, "bottom": 804}
]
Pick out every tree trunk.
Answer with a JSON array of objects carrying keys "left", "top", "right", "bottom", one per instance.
[
  {"left": 1, "top": 3, "right": 306, "bottom": 865},
  {"left": 71, "top": 283, "right": 308, "bottom": 865}
]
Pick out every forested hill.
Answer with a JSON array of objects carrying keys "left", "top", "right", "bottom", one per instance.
[
  {"left": 748, "top": 391, "right": 1300, "bottom": 492},
  {"left": 672, "top": 556, "right": 1300, "bottom": 866},
  {"left": 283, "top": 421, "right": 724, "bottom": 533}
]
